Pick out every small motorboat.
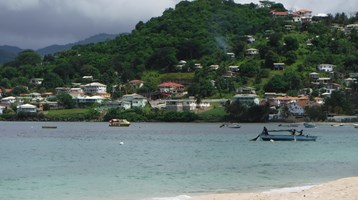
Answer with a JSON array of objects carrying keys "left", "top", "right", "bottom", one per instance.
[
  {"left": 303, "top": 122, "right": 316, "bottom": 128},
  {"left": 331, "top": 123, "right": 344, "bottom": 127},
  {"left": 354, "top": 124, "right": 358, "bottom": 129},
  {"left": 251, "top": 127, "right": 317, "bottom": 142},
  {"left": 278, "top": 123, "right": 299, "bottom": 127},
  {"left": 220, "top": 123, "right": 241, "bottom": 128},
  {"left": 42, "top": 126, "right": 57, "bottom": 129},
  {"left": 109, "top": 119, "right": 131, "bottom": 127}
]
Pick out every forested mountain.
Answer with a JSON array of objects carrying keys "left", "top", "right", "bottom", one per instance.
[
  {"left": 1, "top": 0, "right": 358, "bottom": 110},
  {"left": 0, "top": 33, "right": 120, "bottom": 64}
]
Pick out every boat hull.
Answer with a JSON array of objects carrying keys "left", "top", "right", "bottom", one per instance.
[
  {"left": 258, "top": 134, "right": 317, "bottom": 141},
  {"left": 303, "top": 123, "right": 316, "bottom": 128}
]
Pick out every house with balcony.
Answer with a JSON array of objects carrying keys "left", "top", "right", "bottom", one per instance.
[
  {"left": 232, "top": 94, "right": 260, "bottom": 106},
  {"left": 83, "top": 82, "right": 107, "bottom": 95},
  {"left": 121, "top": 93, "right": 148, "bottom": 109},
  {"left": 1, "top": 96, "right": 16, "bottom": 104},
  {"left": 292, "top": 9, "right": 312, "bottom": 22},
  {"left": 158, "top": 82, "right": 186, "bottom": 97},
  {"left": 165, "top": 99, "right": 210, "bottom": 111}
]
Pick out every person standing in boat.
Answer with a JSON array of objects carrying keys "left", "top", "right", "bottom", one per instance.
[
  {"left": 291, "top": 129, "right": 296, "bottom": 135},
  {"left": 298, "top": 130, "right": 303, "bottom": 136},
  {"left": 263, "top": 127, "right": 269, "bottom": 135}
]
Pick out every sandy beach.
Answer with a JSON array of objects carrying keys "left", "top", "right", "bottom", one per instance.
[{"left": 191, "top": 177, "right": 358, "bottom": 200}]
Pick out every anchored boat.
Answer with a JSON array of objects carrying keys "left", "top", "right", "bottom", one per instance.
[
  {"left": 109, "top": 119, "right": 131, "bottom": 127},
  {"left": 251, "top": 127, "right": 317, "bottom": 141}
]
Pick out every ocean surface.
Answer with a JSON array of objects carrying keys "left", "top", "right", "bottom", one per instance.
[{"left": 1, "top": 122, "right": 358, "bottom": 200}]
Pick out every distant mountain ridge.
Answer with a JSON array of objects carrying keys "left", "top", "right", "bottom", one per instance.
[
  {"left": 36, "top": 33, "right": 119, "bottom": 56},
  {"left": 0, "top": 33, "right": 119, "bottom": 64}
]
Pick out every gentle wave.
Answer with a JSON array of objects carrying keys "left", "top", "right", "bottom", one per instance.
[
  {"left": 263, "top": 185, "right": 316, "bottom": 194},
  {"left": 150, "top": 195, "right": 192, "bottom": 200}
]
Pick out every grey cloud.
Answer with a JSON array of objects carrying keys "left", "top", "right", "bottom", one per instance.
[{"left": 0, "top": 0, "right": 356, "bottom": 49}]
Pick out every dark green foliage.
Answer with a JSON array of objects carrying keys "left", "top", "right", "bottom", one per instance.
[
  {"left": 323, "top": 91, "right": 353, "bottom": 115},
  {"left": 57, "top": 92, "right": 75, "bottom": 109},
  {"left": 304, "top": 106, "right": 327, "bottom": 121},
  {"left": 224, "top": 101, "right": 270, "bottom": 122}
]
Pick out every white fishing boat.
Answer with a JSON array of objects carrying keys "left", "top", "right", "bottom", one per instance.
[{"left": 109, "top": 119, "right": 131, "bottom": 127}]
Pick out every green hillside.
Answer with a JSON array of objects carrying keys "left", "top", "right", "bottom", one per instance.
[{"left": 0, "top": 0, "right": 357, "bottom": 102}]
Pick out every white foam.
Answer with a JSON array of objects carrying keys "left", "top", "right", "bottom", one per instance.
[
  {"left": 263, "top": 185, "right": 316, "bottom": 194},
  {"left": 151, "top": 195, "right": 192, "bottom": 200}
]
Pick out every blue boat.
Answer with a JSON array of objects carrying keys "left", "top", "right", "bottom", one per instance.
[{"left": 251, "top": 127, "right": 317, "bottom": 141}]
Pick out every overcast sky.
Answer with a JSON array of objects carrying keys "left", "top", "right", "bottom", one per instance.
[{"left": 0, "top": 0, "right": 357, "bottom": 50}]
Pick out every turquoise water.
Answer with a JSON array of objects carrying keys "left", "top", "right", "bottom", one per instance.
[{"left": 1, "top": 122, "right": 358, "bottom": 200}]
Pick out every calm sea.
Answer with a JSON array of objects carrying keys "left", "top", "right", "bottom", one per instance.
[{"left": 1, "top": 122, "right": 358, "bottom": 200}]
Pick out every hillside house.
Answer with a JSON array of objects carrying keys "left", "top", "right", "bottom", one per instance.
[
  {"left": 309, "top": 72, "right": 320, "bottom": 80},
  {"left": 246, "top": 35, "right": 255, "bottom": 43},
  {"left": 228, "top": 65, "right": 240, "bottom": 72},
  {"left": 270, "top": 10, "right": 289, "bottom": 17},
  {"left": 121, "top": 93, "right": 148, "bottom": 109},
  {"left": 317, "top": 64, "right": 335, "bottom": 72},
  {"left": 292, "top": 9, "right": 312, "bottom": 22},
  {"left": 233, "top": 94, "right": 260, "bottom": 106},
  {"left": 55, "top": 87, "right": 69, "bottom": 94},
  {"left": 344, "top": 78, "right": 357, "bottom": 87},
  {"left": 237, "top": 87, "right": 256, "bottom": 94},
  {"left": 69, "top": 88, "right": 85, "bottom": 99},
  {"left": 16, "top": 104, "right": 37, "bottom": 113},
  {"left": 246, "top": 48, "right": 259, "bottom": 56},
  {"left": 83, "top": 82, "right": 107, "bottom": 95},
  {"left": 209, "top": 65, "right": 219, "bottom": 71},
  {"left": 273, "top": 63, "right": 285, "bottom": 70},
  {"left": 76, "top": 96, "right": 105, "bottom": 104},
  {"left": 158, "top": 82, "right": 185, "bottom": 96},
  {"left": 165, "top": 99, "right": 210, "bottom": 111},
  {"left": 129, "top": 80, "right": 144, "bottom": 89},
  {"left": 1, "top": 96, "right": 16, "bottom": 104},
  {"left": 288, "top": 102, "right": 305, "bottom": 116},
  {"left": 29, "top": 78, "right": 44, "bottom": 85}
]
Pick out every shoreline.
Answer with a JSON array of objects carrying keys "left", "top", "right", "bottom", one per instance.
[{"left": 190, "top": 176, "right": 358, "bottom": 200}]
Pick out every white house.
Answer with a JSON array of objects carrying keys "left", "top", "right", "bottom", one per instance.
[
  {"left": 165, "top": 99, "right": 210, "bottom": 111},
  {"left": 83, "top": 82, "right": 107, "bottom": 95},
  {"left": 344, "top": 78, "right": 357, "bottom": 87},
  {"left": 317, "top": 64, "right": 335, "bottom": 72},
  {"left": 246, "top": 48, "right": 259, "bottom": 56},
  {"left": 292, "top": 9, "right": 312, "bottom": 22},
  {"left": 1, "top": 96, "right": 16, "bottom": 104},
  {"left": 121, "top": 93, "right": 148, "bottom": 109},
  {"left": 232, "top": 94, "right": 260, "bottom": 106},
  {"left": 309, "top": 72, "right": 319, "bottom": 79},
  {"left": 77, "top": 96, "right": 105, "bottom": 104},
  {"left": 158, "top": 82, "right": 185, "bottom": 95},
  {"left": 29, "top": 78, "right": 44, "bottom": 85},
  {"left": 288, "top": 102, "right": 305, "bottom": 116},
  {"left": 273, "top": 63, "right": 285, "bottom": 70},
  {"left": 17, "top": 104, "right": 37, "bottom": 113}
]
